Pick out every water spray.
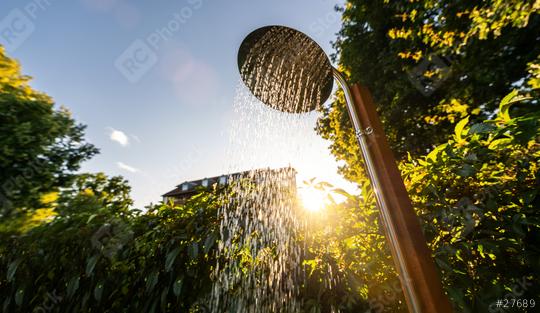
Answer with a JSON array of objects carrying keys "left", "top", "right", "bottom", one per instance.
[{"left": 237, "top": 25, "right": 453, "bottom": 313}]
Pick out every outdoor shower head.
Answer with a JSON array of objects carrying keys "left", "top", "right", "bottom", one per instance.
[{"left": 237, "top": 25, "right": 334, "bottom": 113}]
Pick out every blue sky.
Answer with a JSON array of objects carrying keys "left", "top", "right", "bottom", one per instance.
[{"left": 1, "top": 0, "right": 351, "bottom": 207}]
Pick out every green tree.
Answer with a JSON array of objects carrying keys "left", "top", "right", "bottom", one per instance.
[
  {"left": 55, "top": 173, "right": 133, "bottom": 217},
  {"left": 0, "top": 47, "right": 98, "bottom": 218},
  {"left": 305, "top": 90, "right": 539, "bottom": 312},
  {"left": 319, "top": 0, "right": 540, "bottom": 178},
  {"left": 316, "top": 1, "right": 540, "bottom": 311}
]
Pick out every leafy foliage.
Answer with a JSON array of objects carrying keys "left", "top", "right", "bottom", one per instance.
[
  {"left": 305, "top": 90, "right": 539, "bottom": 312},
  {"left": 315, "top": 3, "right": 540, "bottom": 310},
  {"left": 2, "top": 2, "right": 540, "bottom": 311},
  {"left": 319, "top": 0, "right": 540, "bottom": 169},
  {"left": 0, "top": 177, "right": 221, "bottom": 313},
  {"left": 0, "top": 47, "right": 98, "bottom": 218},
  {"left": 400, "top": 92, "right": 540, "bottom": 312},
  {"left": 299, "top": 181, "right": 406, "bottom": 313}
]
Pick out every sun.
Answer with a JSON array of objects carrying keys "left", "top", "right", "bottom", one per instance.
[{"left": 298, "top": 186, "right": 327, "bottom": 212}]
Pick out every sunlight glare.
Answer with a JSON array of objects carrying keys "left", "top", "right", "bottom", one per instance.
[{"left": 298, "top": 186, "right": 326, "bottom": 212}]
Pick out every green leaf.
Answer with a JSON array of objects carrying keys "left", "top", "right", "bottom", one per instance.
[
  {"left": 343, "top": 236, "right": 356, "bottom": 249},
  {"left": 435, "top": 258, "right": 452, "bottom": 271},
  {"left": 452, "top": 269, "right": 467, "bottom": 275},
  {"left": 14, "top": 288, "right": 24, "bottom": 306},
  {"left": 82, "top": 292, "right": 91, "bottom": 309},
  {"left": 427, "top": 143, "right": 448, "bottom": 162},
  {"left": 3, "top": 297, "right": 11, "bottom": 312},
  {"left": 165, "top": 247, "right": 181, "bottom": 272},
  {"left": 146, "top": 272, "right": 159, "bottom": 292},
  {"left": 7, "top": 259, "right": 21, "bottom": 282},
  {"left": 514, "top": 116, "right": 540, "bottom": 143},
  {"left": 488, "top": 138, "right": 512, "bottom": 150},
  {"left": 455, "top": 250, "right": 464, "bottom": 262},
  {"left": 512, "top": 214, "right": 526, "bottom": 237},
  {"left": 302, "top": 259, "right": 318, "bottom": 276},
  {"left": 85, "top": 255, "right": 99, "bottom": 276},
  {"left": 499, "top": 89, "right": 519, "bottom": 121},
  {"left": 499, "top": 90, "right": 531, "bottom": 122},
  {"left": 331, "top": 188, "right": 358, "bottom": 201},
  {"left": 160, "top": 287, "right": 168, "bottom": 311},
  {"left": 477, "top": 244, "right": 485, "bottom": 258},
  {"left": 67, "top": 276, "right": 80, "bottom": 298},
  {"left": 447, "top": 287, "right": 465, "bottom": 308},
  {"left": 94, "top": 284, "right": 104, "bottom": 302},
  {"left": 469, "top": 123, "right": 496, "bottom": 134},
  {"left": 454, "top": 116, "right": 470, "bottom": 142},
  {"left": 188, "top": 242, "right": 199, "bottom": 259},
  {"left": 457, "top": 164, "right": 475, "bottom": 177},
  {"left": 173, "top": 277, "right": 184, "bottom": 296},
  {"left": 87, "top": 214, "right": 98, "bottom": 224},
  {"left": 522, "top": 190, "right": 537, "bottom": 205}
]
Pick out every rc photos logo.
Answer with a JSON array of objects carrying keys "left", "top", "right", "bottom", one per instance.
[{"left": 0, "top": 0, "right": 54, "bottom": 52}]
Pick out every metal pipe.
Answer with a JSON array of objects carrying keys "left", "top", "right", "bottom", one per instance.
[{"left": 332, "top": 67, "right": 420, "bottom": 313}]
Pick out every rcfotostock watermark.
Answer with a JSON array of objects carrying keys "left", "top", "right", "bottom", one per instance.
[
  {"left": 407, "top": 54, "right": 451, "bottom": 97},
  {"left": 0, "top": 0, "right": 55, "bottom": 52},
  {"left": 91, "top": 217, "right": 134, "bottom": 259},
  {"left": 114, "top": 0, "right": 203, "bottom": 83},
  {"left": 488, "top": 276, "right": 534, "bottom": 313},
  {"left": 310, "top": 0, "right": 341, "bottom": 36},
  {"left": 32, "top": 290, "right": 62, "bottom": 313},
  {"left": 363, "top": 279, "right": 404, "bottom": 313},
  {"left": 0, "top": 157, "right": 48, "bottom": 215}
]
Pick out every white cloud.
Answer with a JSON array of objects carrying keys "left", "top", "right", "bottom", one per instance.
[
  {"left": 117, "top": 162, "right": 139, "bottom": 173},
  {"left": 109, "top": 128, "right": 129, "bottom": 146}
]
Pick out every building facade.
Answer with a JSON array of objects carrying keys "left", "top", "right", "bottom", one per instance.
[{"left": 162, "top": 167, "right": 297, "bottom": 205}]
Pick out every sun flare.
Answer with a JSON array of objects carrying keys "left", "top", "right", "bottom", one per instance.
[{"left": 298, "top": 186, "right": 327, "bottom": 212}]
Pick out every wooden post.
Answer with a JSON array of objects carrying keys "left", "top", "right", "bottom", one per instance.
[{"left": 350, "top": 84, "right": 453, "bottom": 313}]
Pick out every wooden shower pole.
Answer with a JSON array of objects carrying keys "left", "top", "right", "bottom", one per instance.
[{"left": 346, "top": 81, "right": 453, "bottom": 313}]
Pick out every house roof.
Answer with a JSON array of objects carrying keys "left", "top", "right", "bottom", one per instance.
[{"left": 161, "top": 167, "right": 296, "bottom": 198}]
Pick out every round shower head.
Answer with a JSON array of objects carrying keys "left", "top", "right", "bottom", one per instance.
[{"left": 237, "top": 25, "right": 334, "bottom": 113}]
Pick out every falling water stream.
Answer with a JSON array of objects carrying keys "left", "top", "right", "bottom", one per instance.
[{"left": 210, "top": 27, "right": 340, "bottom": 313}]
